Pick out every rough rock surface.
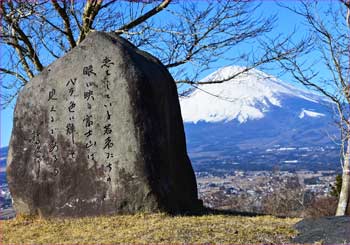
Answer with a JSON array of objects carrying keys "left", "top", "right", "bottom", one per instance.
[
  {"left": 292, "top": 216, "right": 350, "bottom": 244},
  {"left": 7, "top": 31, "right": 200, "bottom": 217}
]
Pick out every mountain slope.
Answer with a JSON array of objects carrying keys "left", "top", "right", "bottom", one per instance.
[
  {"left": 0, "top": 146, "right": 8, "bottom": 173},
  {"left": 180, "top": 66, "right": 340, "bottom": 172},
  {"left": 181, "top": 66, "right": 328, "bottom": 124}
]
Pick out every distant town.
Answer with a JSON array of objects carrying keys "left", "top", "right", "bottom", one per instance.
[{"left": 196, "top": 170, "right": 337, "bottom": 214}]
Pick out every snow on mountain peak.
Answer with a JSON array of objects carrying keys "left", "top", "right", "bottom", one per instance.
[
  {"left": 299, "top": 109, "right": 325, "bottom": 119},
  {"left": 180, "top": 66, "right": 324, "bottom": 123}
]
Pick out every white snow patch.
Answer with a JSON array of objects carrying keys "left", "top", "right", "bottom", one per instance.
[
  {"left": 277, "top": 147, "right": 296, "bottom": 151},
  {"left": 299, "top": 109, "right": 325, "bottom": 119},
  {"left": 284, "top": 160, "right": 298, "bottom": 163}
]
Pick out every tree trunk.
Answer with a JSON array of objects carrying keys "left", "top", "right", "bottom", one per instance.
[
  {"left": 336, "top": 140, "right": 350, "bottom": 216},
  {"left": 336, "top": 0, "right": 350, "bottom": 217}
]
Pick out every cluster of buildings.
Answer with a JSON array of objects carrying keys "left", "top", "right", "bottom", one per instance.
[{"left": 196, "top": 170, "right": 337, "bottom": 212}]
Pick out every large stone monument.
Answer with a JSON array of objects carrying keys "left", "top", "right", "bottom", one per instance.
[{"left": 7, "top": 31, "right": 200, "bottom": 217}]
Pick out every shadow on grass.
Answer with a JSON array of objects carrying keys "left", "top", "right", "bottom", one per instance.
[
  {"left": 171, "top": 203, "right": 294, "bottom": 219},
  {"left": 170, "top": 204, "right": 265, "bottom": 218},
  {"left": 1, "top": 202, "right": 292, "bottom": 220}
]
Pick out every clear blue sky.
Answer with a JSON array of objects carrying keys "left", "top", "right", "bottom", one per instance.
[{"left": 0, "top": 1, "right": 329, "bottom": 147}]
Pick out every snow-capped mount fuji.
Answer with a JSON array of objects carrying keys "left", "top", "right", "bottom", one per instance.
[
  {"left": 181, "top": 66, "right": 327, "bottom": 124},
  {"left": 180, "top": 66, "right": 340, "bottom": 172}
]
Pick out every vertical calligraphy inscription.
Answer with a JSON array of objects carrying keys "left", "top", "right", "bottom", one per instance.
[
  {"left": 48, "top": 88, "right": 59, "bottom": 175},
  {"left": 83, "top": 65, "right": 97, "bottom": 163},
  {"left": 101, "top": 57, "right": 115, "bottom": 183},
  {"left": 66, "top": 78, "right": 77, "bottom": 161},
  {"left": 30, "top": 129, "right": 42, "bottom": 176}
]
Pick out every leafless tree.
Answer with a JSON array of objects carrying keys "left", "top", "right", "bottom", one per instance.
[
  {"left": 269, "top": 0, "right": 350, "bottom": 216},
  {"left": 1, "top": 0, "right": 308, "bottom": 107}
]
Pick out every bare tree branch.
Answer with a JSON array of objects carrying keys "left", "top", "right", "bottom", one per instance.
[
  {"left": 115, "top": 0, "right": 171, "bottom": 34},
  {"left": 51, "top": 0, "right": 76, "bottom": 48},
  {"left": 0, "top": 68, "right": 29, "bottom": 84},
  {"left": 77, "top": 0, "right": 102, "bottom": 44}
]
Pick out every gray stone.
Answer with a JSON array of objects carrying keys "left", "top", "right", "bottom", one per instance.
[
  {"left": 292, "top": 216, "right": 350, "bottom": 244},
  {"left": 7, "top": 31, "right": 201, "bottom": 217}
]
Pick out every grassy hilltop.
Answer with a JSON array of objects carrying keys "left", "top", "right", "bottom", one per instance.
[{"left": 1, "top": 213, "right": 299, "bottom": 244}]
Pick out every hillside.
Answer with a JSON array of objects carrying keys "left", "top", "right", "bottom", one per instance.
[
  {"left": 1, "top": 213, "right": 299, "bottom": 244},
  {"left": 180, "top": 66, "right": 340, "bottom": 172},
  {"left": 180, "top": 66, "right": 329, "bottom": 124}
]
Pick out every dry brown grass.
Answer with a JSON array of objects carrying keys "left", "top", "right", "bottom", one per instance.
[{"left": 1, "top": 213, "right": 300, "bottom": 244}]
